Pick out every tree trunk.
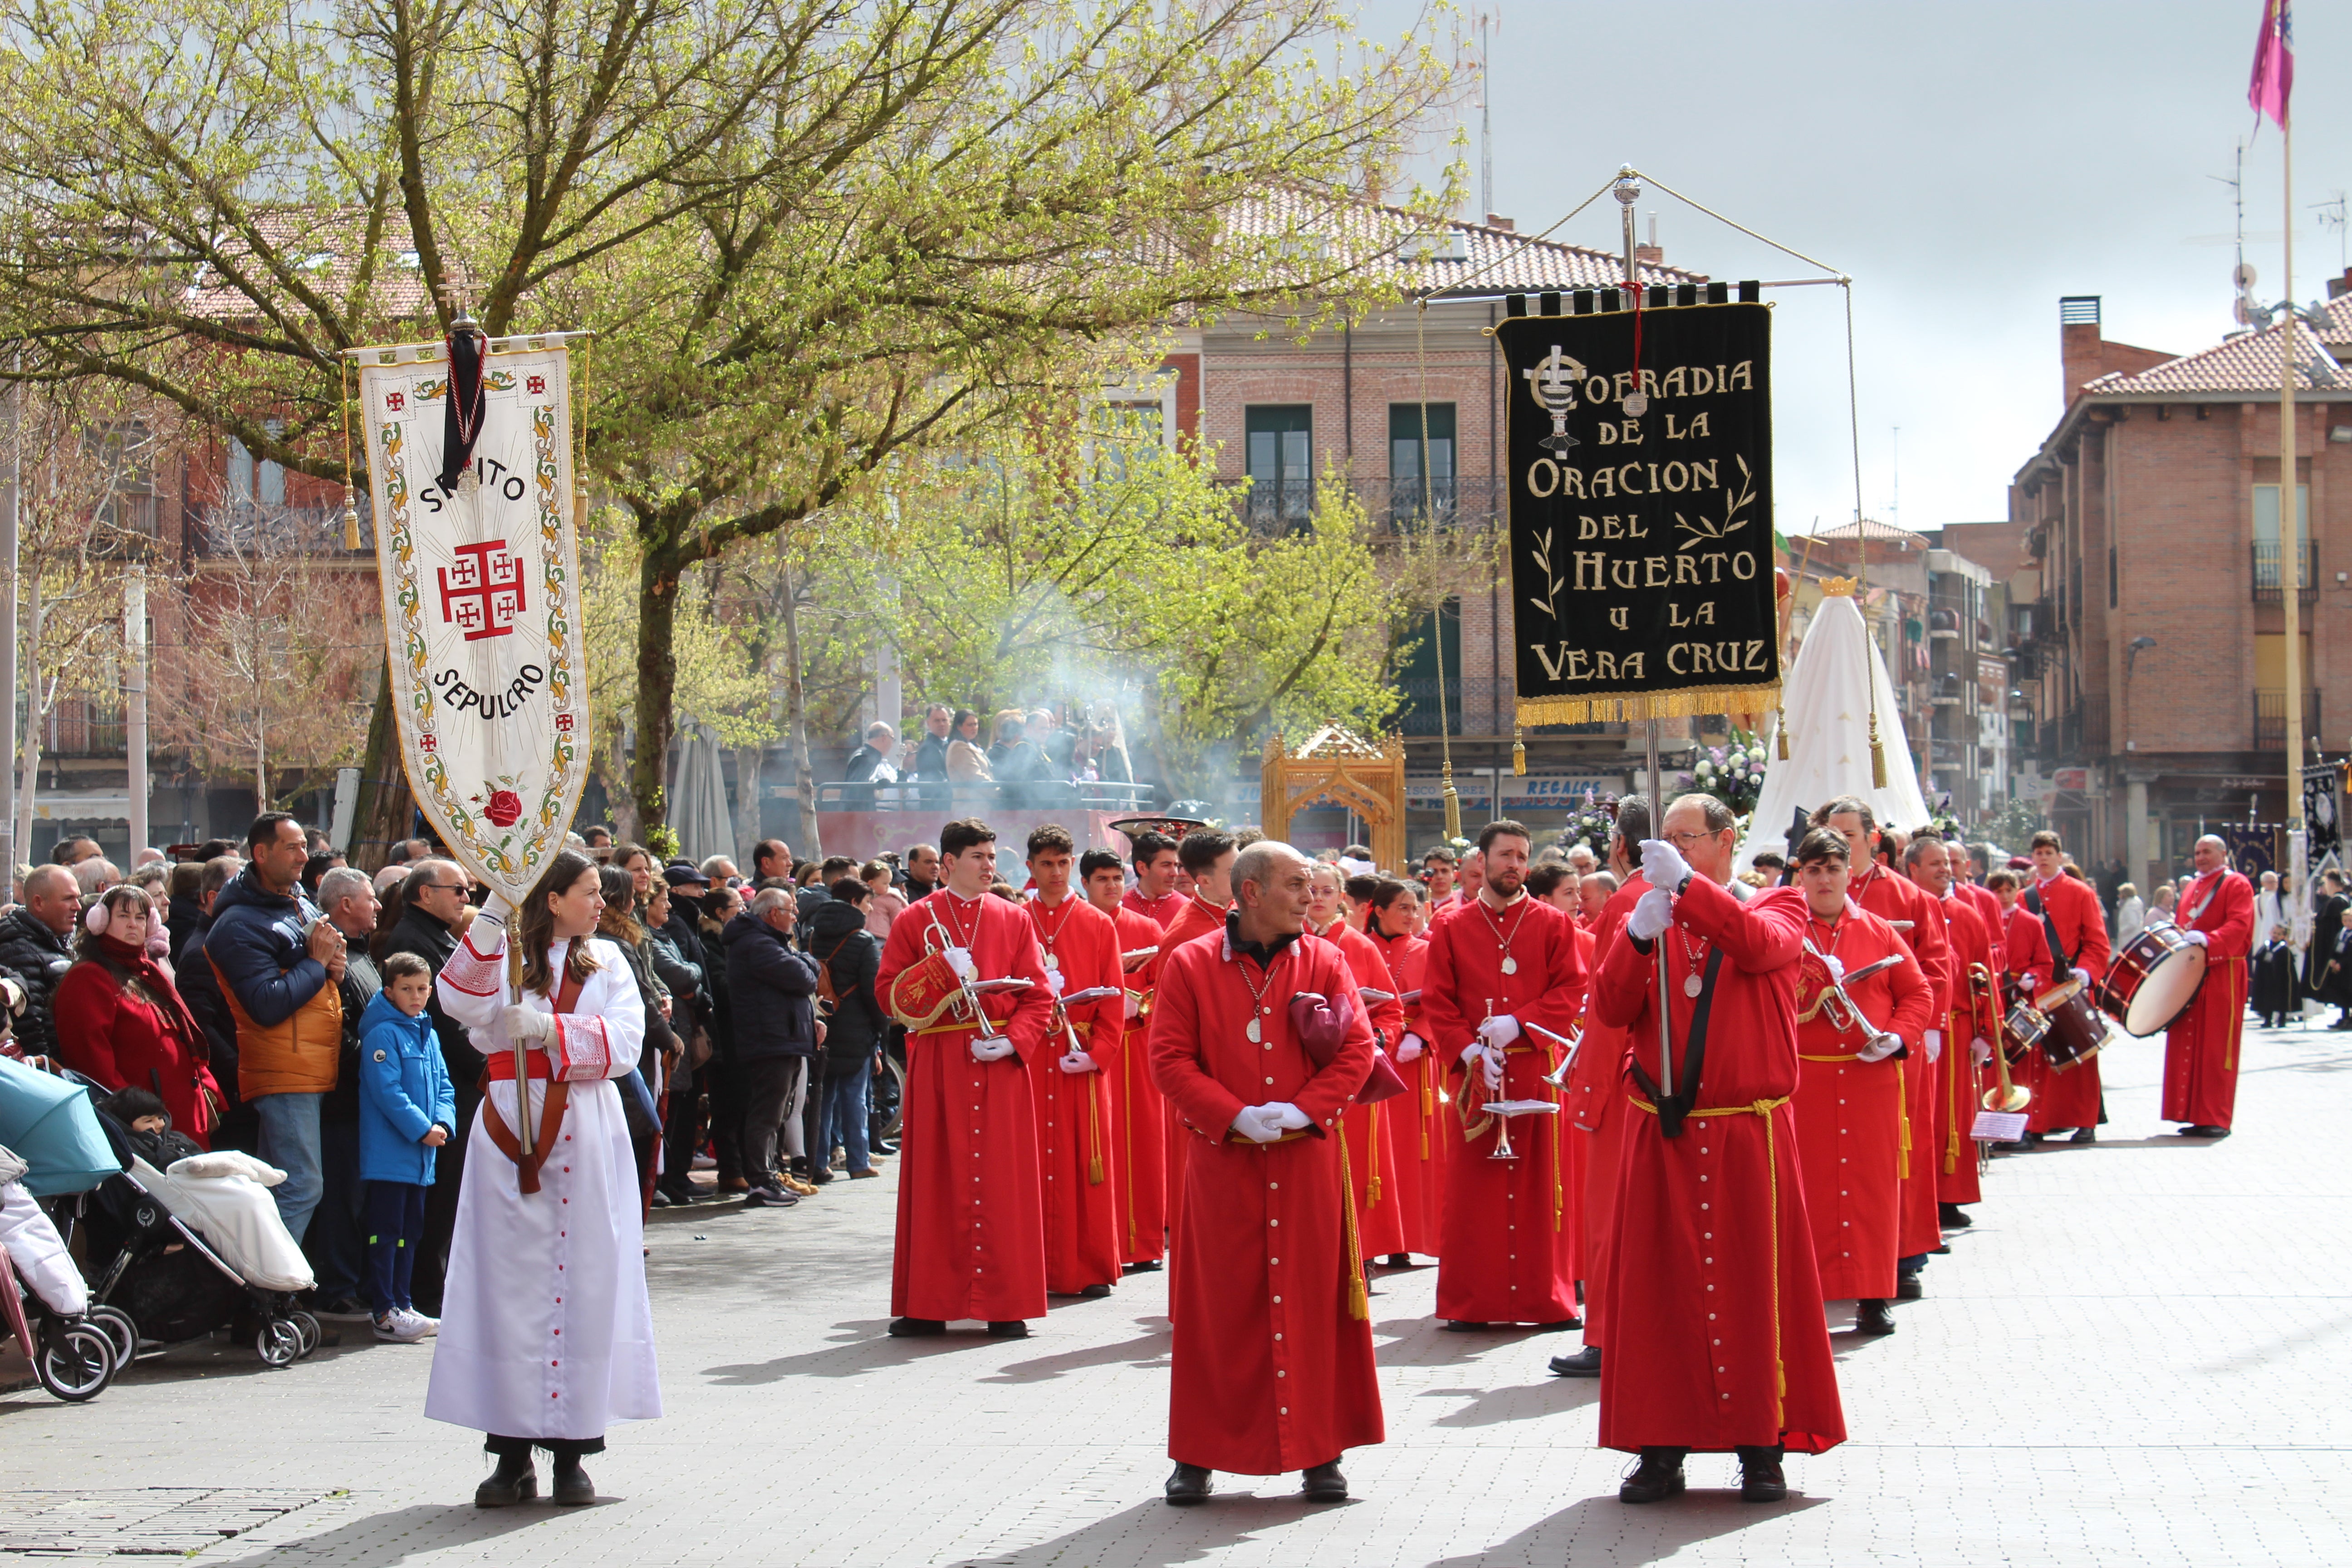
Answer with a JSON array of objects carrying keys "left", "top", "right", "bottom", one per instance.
[
  {"left": 631, "top": 542, "right": 680, "bottom": 836},
  {"left": 13, "top": 573, "right": 37, "bottom": 864},
  {"left": 778, "top": 558, "right": 820, "bottom": 858},
  {"left": 604, "top": 727, "right": 642, "bottom": 843},
  {"left": 351, "top": 657, "right": 416, "bottom": 871}
]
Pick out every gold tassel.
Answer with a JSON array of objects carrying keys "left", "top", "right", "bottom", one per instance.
[
  {"left": 1868, "top": 712, "right": 1888, "bottom": 788},
  {"left": 1776, "top": 712, "right": 1790, "bottom": 760},
  {"left": 1338, "top": 1130, "right": 1369, "bottom": 1320},
  {"left": 1511, "top": 729, "right": 1527, "bottom": 777},
  {"left": 341, "top": 495, "right": 361, "bottom": 550},
  {"left": 1442, "top": 777, "right": 1462, "bottom": 842}
]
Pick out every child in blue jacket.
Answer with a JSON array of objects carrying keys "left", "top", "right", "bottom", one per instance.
[{"left": 358, "top": 953, "right": 457, "bottom": 1343}]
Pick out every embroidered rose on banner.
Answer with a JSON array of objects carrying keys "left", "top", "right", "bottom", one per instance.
[{"left": 483, "top": 789, "right": 525, "bottom": 828}]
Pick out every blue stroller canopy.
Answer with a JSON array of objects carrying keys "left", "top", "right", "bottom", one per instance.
[{"left": 0, "top": 1057, "right": 122, "bottom": 1197}]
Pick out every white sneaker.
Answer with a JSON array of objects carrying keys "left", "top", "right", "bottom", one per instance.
[
  {"left": 405, "top": 1309, "right": 440, "bottom": 1338},
  {"left": 376, "top": 1310, "right": 430, "bottom": 1344}
]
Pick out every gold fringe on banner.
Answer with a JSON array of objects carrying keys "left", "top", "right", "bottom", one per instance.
[{"left": 1516, "top": 681, "right": 1784, "bottom": 730}]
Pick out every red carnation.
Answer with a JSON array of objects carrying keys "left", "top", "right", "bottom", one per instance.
[{"left": 484, "top": 789, "right": 524, "bottom": 827}]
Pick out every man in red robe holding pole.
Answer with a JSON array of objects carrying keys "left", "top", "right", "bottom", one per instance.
[
  {"left": 1788, "top": 828, "right": 1933, "bottom": 1337},
  {"left": 1150, "top": 841, "right": 1380, "bottom": 1505},
  {"left": 2162, "top": 834, "right": 2255, "bottom": 1138},
  {"left": 1085, "top": 848, "right": 1167, "bottom": 1270},
  {"left": 1591, "top": 793, "right": 1844, "bottom": 1505},
  {"left": 1552, "top": 796, "right": 1650, "bottom": 1380},
  {"left": 2022, "top": 829, "right": 2110, "bottom": 1144},
  {"left": 1023, "top": 826, "right": 1124, "bottom": 1300},
  {"left": 1421, "top": 820, "right": 1588, "bottom": 1332},
  {"left": 876, "top": 818, "right": 1055, "bottom": 1339}
]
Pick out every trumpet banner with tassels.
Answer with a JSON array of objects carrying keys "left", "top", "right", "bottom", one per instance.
[
  {"left": 356, "top": 338, "right": 589, "bottom": 905},
  {"left": 1500, "top": 300, "right": 1781, "bottom": 727}
]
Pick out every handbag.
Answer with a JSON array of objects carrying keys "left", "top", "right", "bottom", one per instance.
[{"left": 1286, "top": 990, "right": 1408, "bottom": 1105}]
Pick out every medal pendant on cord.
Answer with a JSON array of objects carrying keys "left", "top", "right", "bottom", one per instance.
[
  {"left": 1246, "top": 1015, "right": 1262, "bottom": 1044},
  {"left": 1683, "top": 973, "right": 1704, "bottom": 1000}
]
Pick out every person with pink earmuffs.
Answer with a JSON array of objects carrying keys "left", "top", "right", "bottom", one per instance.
[{"left": 54, "top": 884, "right": 222, "bottom": 1149}]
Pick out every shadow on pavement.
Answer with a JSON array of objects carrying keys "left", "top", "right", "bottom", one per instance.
[
  {"left": 701, "top": 1321, "right": 1013, "bottom": 1385},
  {"left": 1422, "top": 1489, "right": 1828, "bottom": 1566},
  {"left": 953, "top": 1492, "right": 1372, "bottom": 1568},
  {"left": 202, "top": 1501, "right": 549, "bottom": 1567},
  {"left": 1421, "top": 1375, "right": 1598, "bottom": 1427},
  {"left": 978, "top": 1330, "right": 1171, "bottom": 1384}
]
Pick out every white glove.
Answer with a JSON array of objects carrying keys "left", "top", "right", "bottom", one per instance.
[
  {"left": 1923, "top": 1027, "right": 1943, "bottom": 1064},
  {"left": 1627, "top": 886, "right": 1675, "bottom": 942},
  {"left": 477, "top": 892, "right": 512, "bottom": 926},
  {"left": 1458, "top": 1039, "right": 1488, "bottom": 1066},
  {"left": 500, "top": 1004, "right": 555, "bottom": 1044},
  {"left": 1270, "top": 1102, "right": 1310, "bottom": 1131},
  {"left": 1395, "top": 1031, "right": 1425, "bottom": 1063},
  {"left": 1478, "top": 1014, "right": 1522, "bottom": 1048},
  {"left": 1123, "top": 990, "right": 1143, "bottom": 1019},
  {"left": 1231, "top": 1104, "right": 1284, "bottom": 1143},
  {"left": 944, "top": 946, "right": 977, "bottom": 981},
  {"left": 1057, "top": 1049, "right": 1096, "bottom": 1074},
  {"left": 1818, "top": 951, "right": 1846, "bottom": 985},
  {"left": 1858, "top": 1030, "right": 1904, "bottom": 1064},
  {"left": 970, "top": 1034, "right": 1015, "bottom": 1062},
  {"left": 1480, "top": 1049, "right": 1505, "bottom": 1092},
  {"left": 1639, "top": 838, "right": 1692, "bottom": 892},
  {"left": 1045, "top": 966, "right": 1066, "bottom": 995},
  {"left": 2184, "top": 930, "right": 2210, "bottom": 948}
]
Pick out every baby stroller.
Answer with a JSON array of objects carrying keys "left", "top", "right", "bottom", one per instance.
[{"left": 0, "top": 1063, "right": 123, "bottom": 1401}]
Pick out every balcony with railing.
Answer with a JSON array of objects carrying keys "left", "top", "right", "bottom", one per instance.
[
  {"left": 2254, "top": 688, "right": 2323, "bottom": 750},
  {"left": 2252, "top": 541, "right": 2319, "bottom": 602},
  {"left": 1222, "top": 477, "right": 1506, "bottom": 538},
  {"left": 189, "top": 501, "right": 375, "bottom": 558}
]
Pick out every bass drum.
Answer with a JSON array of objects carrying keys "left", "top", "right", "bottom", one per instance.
[
  {"left": 2033, "top": 975, "right": 2112, "bottom": 1072},
  {"left": 2099, "top": 923, "right": 2210, "bottom": 1037}
]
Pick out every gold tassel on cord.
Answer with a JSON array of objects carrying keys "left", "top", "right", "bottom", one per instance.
[
  {"left": 341, "top": 496, "right": 361, "bottom": 550},
  {"left": 1511, "top": 728, "right": 1527, "bottom": 777},
  {"left": 1776, "top": 709, "right": 1790, "bottom": 760},
  {"left": 1868, "top": 712, "right": 1888, "bottom": 788},
  {"left": 1442, "top": 775, "right": 1462, "bottom": 842}
]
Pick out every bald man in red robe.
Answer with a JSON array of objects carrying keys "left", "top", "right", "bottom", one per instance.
[
  {"left": 1150, "top": 842, "right": 1379, "bottom": 1506},
  {"left": 2162, "top": 834, "right": 2255, "bottom": 1137},
  {"left": 876, "top": 818, "right": 1055, "bottom": 1338},
  {"left": 2022, "top": 832, "right": 2111, "bottom": 1142},
  {"left": 1022, "top": 826, "right": 1125, "bottom": 1299},
  {"left": 1421, "top": 821, "right": 1588, "bottom": 1332},
  {"left": 1592, "top": 794, "right": 1844, "bottom": 1506},
  {"left": 1086, "top": 849, "right": 1168, "bottom": 1270},
  {"left": 1788, "top": 828, "right": 1933, "bottom": 1338}
]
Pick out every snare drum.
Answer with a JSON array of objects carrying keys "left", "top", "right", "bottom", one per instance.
[
  {"left": 2098, "top": 923, "right": 2210, "bottom": 1037},
  {"left": 2033, "top": 976, "right": 2112, "bottom": 1071},
  {"left": 2002, "top": 1000, "right": 2050, "bottom": 1060}
]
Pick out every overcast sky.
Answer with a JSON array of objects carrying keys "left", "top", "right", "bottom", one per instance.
[{"left": 1354, "top": 0, "right": 2345, "bottom": 543}]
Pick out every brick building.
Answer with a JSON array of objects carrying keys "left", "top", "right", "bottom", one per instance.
[{"left": 2009, "top": 286, "right": 2352, "bottom": 884}]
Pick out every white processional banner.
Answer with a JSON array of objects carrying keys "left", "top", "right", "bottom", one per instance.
[{"left": 356, "top": 338, "right": 589, "bottom": 906}]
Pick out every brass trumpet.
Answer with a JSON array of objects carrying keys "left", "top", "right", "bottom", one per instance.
[
  {"left": 1524, "top": 1019, "right": 1582, "bottom": 1088},
  {"left": 1799, "top": 941, "right": 1905, "bottom": 1058},
  {"left": 1968, "top": 962, "right": 2031, "bottom": 1112}
]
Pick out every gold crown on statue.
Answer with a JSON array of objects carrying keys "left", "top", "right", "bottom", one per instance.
[{"left": 1821, "top": 575, "right": 1858, "bottom": 597}]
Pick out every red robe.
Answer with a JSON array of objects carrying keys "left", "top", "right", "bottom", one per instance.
[
  {"left": 1156, "top": 893, "right": 1232, "bottom": 1242},
  {"left": 1564, "top": 870, "right": 1651, "bottom": 1352},
  {"left": 876, "top": 889, "right": 1056, "bottom": 1323},
  {"left": 1369, "top": 926, "right": 1442, "bottom": 1257},
  {"left": 1421, "top": 895, "right": 1588, "bottom": 1326},
  {"left": 1591, "top": 876, "right": 1846, "bottom": 1457},
  {"left": 1107, "top": 904, "right": 1168, "bottom": 1264},
  {"left": 2161, "top": 868, "right": 2255, "bottom": 1130},
  {"left": 1791, "top": 907, "right": 1933, "bottom": 1300},
  {"left": 2000, "top": 903, "right": 2054, "bottom": 1115},
  {"left": 1025, "top": 893, "right": 1124, "bottom": 1295},
  {"left": 1123, "top": 887, "right": 1184, "bottom": 931},
  {"left": 1317, "top": 919, "right": 1407, "bottom": 1259},
  {"left": 1150, "top": 928, "right": 1382, "bottom": 1474},
  {"left": 1959, "top": 881, "right": 2007, "bottom": 972},
  {"left": 1851, "top": 862, "right": 1948, "bottom": 1259},
  {"left": 1928, "top": 892, "right": 1999, "bottom": 1204},
  {"left": 2026, "top": 872, "right": 2110, "bottom": 1133}
]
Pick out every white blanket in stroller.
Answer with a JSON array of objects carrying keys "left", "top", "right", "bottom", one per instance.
[
  {"left": 0, "top": 1178, "right": 85, "bottom": 1315},
  {"left": 135, "top": 1157, "right": 314, "bottom": 1293}
]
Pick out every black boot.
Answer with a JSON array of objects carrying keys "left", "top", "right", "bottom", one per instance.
[
  {"left": 887, "top": 1317, "right": 946, "bottom": 1338},
  {"left": 1736, "top": 1444, "right": 1788, "bottom": 1502},
  {"left": 1618, "top": 1447, "right": 1687, "bottom": 1504},
  {"left": 550, "top": 1454, "right": 595, "bottom": 1506},
  {"left": 2070, "top": 1126, "right": 2097, "bottom": 1144},
  {"left": 1895, "top": 1272, "right": 1924, "bottom": 1301},
  {"left": 986, "top": 1319, "right": 1030, "bottom": 1338},
  {"left": 1164, "top": 1462, "right": 1212, "bottom": 1505},
  {"left": 1549, "top": 1345, "right": 1602, "bottom": 1377},
  {"left": 1300, "top": 1460, "right": 1348, "bottom": 1502},
  {"left": 1938, "top": 1202, "right": 1973, "bottom": 1229},
  {"left": 1855, "top": 1298, "right": 1897, "bottom": 1335},
  {"left": 474, "top": 1452, "right": 536, "bottom": 1507}
]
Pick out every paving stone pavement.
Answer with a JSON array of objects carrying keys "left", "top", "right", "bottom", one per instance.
[{"left": 5, "top": 1017, "right": 2350, "bottom": 1566}]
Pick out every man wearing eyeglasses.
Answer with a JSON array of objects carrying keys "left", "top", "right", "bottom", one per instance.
[{"left": 381, "top": 859, "right": 484, "bottom": 1316}]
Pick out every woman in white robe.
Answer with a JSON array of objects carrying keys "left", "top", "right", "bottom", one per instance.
[{"left": 427, "top": 848, "right": 659, "bottom": 1506}]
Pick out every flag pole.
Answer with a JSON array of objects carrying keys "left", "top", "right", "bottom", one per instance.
[{"left": 2280, "top": 46, "right": 2310, "bottom": 952}]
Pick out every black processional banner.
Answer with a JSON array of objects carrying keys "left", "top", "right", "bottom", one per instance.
[{"left": 1499, "top": 299, "right": 1781, "bottom": 726}]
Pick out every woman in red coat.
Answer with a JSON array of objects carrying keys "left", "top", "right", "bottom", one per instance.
[{"left": 54, "top": 886, "right": 220, "bottom": 1148}]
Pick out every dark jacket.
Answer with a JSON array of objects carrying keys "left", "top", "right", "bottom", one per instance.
[
  {"left": 167, "top": 895, "right": 209, "bottom": 966},
  {"left": 805, "top": 899, "right": 884, "bottom": 1065},
  {"left": 696, "top": 909, "right": 734, "bottom": 1060},
  {"left": 378, "top": 905, "right": 480, "bottom": 1093},
  {"left": 842, "top": 743, "right": 896, "bottom": 784},
  {"left": 720, "top": 911, "right": 818, "bottom": 1060},
  {"left": 608, "top": 930, "right": 678, "bottom": 1071},
  {"left": 911, "top": 731, "right": 950, "bottom": 779},
  {"left": 0, "top": 906, "right": 74, "bottom": 1060}
]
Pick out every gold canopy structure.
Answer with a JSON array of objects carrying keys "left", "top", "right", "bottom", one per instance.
[{"left": 1260, "top": 726, "right": 1408, "bottom": 873}]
